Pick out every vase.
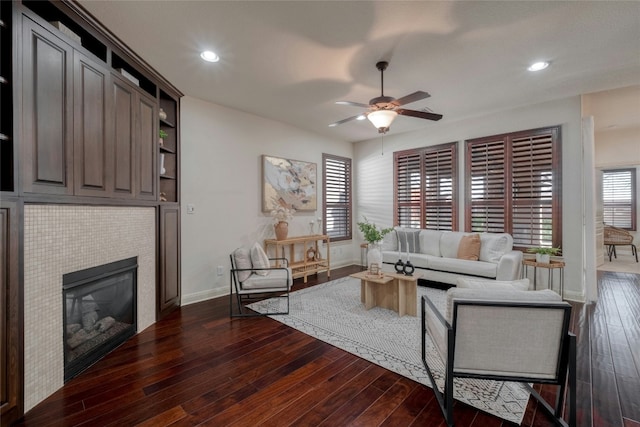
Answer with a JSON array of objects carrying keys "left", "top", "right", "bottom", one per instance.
[
  {"left": 394, "top": 259, "right": 405, "bottom": 274},
  {"left": 159, "top": 108, "right": 167, "bottom": 120},
  {"left": 274, "top": 221, "right": 288, "bottom": 240},
  {"left": 403, "top": 260, "right": 415, "bottom": 276},
  {"left": 367, "top": 242, "right": 383, "bottom": 272},
  {"left": 536, "top": 253, "right": 550, "bottom": 264}
]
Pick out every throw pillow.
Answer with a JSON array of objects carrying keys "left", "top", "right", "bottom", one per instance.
[
  {"left": 233, "top": 247, "right": 253, "bottom": 282},
  {"left": 250, "top": 242, "right": 271, "bottom": 276},
  {"left": 457, "top": 234, "right": 481, "bottom": 261},
  {"left": 456, "top": 277, "right": 531, "bottom": 291},
  {"left": 396, "top": 229, "right": 421, "bottom": 253}
]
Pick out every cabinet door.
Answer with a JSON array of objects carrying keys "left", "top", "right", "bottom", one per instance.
[
  {"left": 73, "top": 51, "right": 112, "bottom": 197},
  {"left": 111, "top": 74, "right": 136, "bottom": 199},
  {"left": 21, "top": 18, "right": 73, "bottom": 195},
  {"left": 158, "top": 205, "right": 180, "bottom": 318},
  {"left": 0, "top": 201, "right": 21, "bottom": 425},
  {"left": 137, "top": 93, "right": 157, "bottom": 200}
]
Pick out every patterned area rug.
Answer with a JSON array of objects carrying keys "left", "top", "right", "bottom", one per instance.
[{"left": 248, "top": 276, "right": 529, "bottom": 424}]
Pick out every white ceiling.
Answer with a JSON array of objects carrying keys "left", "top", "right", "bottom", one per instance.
[{"left": 78, "top": 1, "right": 640, "bottom": 143}]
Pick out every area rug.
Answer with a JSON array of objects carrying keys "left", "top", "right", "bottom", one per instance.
[{"left": 248, "top": 276, "right": 529, "bottom": 424}]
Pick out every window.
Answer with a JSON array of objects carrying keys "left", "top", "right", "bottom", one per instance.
[
  {"left": 466, "top": 126, "right": 561, "bottom": 250},
  {"left": 394, "top": 143, "right": 457, "bottom": 230},
  {"left": 602, "top": 168, "right": 636, "bottom": 230},
  {"left": 323, "top": 153, "right": 352, "bottom": 241}
]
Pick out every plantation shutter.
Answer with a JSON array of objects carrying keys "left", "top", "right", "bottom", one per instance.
[
  {"left": 394, "top": 143, "right": 457, "bottom": 230},
  {"left": 603, "top": 169, "right": 636, "bottom": 230},
  {"left": 424, "top": 145, "right": 456, "bottom": 230},
  {"left": 466, "top": 126, "right": 561, "bottom": 250},
  {"left": 323, "top": 154, "right": 352, "bottom": 241},
  {"left": 395, "top": 152, "right": 422, "bottom": 228},
  {"left": 468, "top": 139, "right": 506, "bottom": 233},
  {"left": 512, "top": 133, "right": 554, "bottom": 247}
]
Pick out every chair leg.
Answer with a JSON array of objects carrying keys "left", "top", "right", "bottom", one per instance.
[{"left": 632, "top": 244, "right": 638, "bottom": 262}]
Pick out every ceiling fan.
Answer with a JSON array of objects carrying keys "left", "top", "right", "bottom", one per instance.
[{"left": 329, "top": 61, "right": 443, "bottom": 134}]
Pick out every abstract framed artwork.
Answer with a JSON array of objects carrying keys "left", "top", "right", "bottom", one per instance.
[{"left": 262, "top": 155, "right": 317, "bottom": 212}]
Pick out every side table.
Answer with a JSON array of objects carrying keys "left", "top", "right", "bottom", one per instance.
[{"left": 522, "top": 258, "right": 565, "bottom": 298}]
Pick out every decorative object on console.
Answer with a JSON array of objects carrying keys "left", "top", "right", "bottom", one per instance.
[
  {"left": 270, "top": 205, "right": 295, "bottom": 241},
  {"left": 527, "top": 246, "right": 561, "bottom": 264},
  {"left": 159, "top": 108, "right": 167, "bottom": 121},
  {"left": 262, "top": 155, "right": 317, "bottom": 211},
  {"left": 309, "top": 220, "right": 315, "bottom": 235},
  {"left": 317, "top": 218, "right": 323, "bottom": 234},
  {"left": 306, "top": 247, "right": 316, "bottom": 261}
]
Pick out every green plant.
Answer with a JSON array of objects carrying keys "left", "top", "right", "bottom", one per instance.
[
  {"left": 527, "top": 247, "right": 561, "bottom": 256},
  {"left": 357, "top": 217, "right": 393, "bottom": 244},
  {"left": 159, "top": 129, "right": 169, "bottom": 139}
]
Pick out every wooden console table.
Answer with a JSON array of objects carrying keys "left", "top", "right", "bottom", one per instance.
[{"left": 265, "top": 235, "right": 330, "bottom": 283}]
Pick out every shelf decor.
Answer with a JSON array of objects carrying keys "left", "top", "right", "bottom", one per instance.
[{"left": 262, "top": 155, "right": 317, "bottom": 212}]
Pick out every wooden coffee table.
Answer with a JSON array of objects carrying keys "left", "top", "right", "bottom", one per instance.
[{"left": 350, "top": 271, "right": 422, "bottom": 316}]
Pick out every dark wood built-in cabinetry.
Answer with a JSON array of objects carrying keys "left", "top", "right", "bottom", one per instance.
[{"left": 1, "top": 1, "right": 182, "bottom": 424}]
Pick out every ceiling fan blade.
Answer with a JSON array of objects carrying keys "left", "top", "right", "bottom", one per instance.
[
  {"left": 391, "top": 91, "right": 431, "bottom": 107},
  {"left": 336, "top": 101, "right": 371, "bottom": 108},
  {"left": 396, "top": 108, "right": 443, "bottom": 121},
  {"left": 328, "top": 115, "right": 364, "bottom": 127}
]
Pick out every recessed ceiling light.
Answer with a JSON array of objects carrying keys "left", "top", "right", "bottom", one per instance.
[
  {"left": 200, "top": 50, "right": 219, "bottom": 63},
  {"left": 527, "top": 61, "right": 549, "bottom": 72}
]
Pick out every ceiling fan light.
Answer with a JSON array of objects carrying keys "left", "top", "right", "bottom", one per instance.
[
  {"left": 356, "top": 115, "right": 366, "bottom": 121},
  {"left": 367, "top": 110, "right": 398, "bottom": 132}
]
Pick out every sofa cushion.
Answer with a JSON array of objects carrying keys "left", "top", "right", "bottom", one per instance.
[
  {"left": 479, "top": 233, "right": 513, "bottom": 263},
  {"left": 440, "top": 232, "right": 465, "bottom": 259},
  {"left": 250, "top": 242, "right": 271, "bottom": 276},
  {"left": 445, "top": 288, "right": 561, "bottom": 323},
  {"left": 241, "top": 267, "right": 292, "bottom": 291},
  {"left": 457, "top": 234, "right": 481, "bottom": 261},
  {"left": 420, "top": 230, "right": 443, "bottom": 257},
  {"left": 457, "top": 277, "right": 530, "bottom": 291},
  {"left": 396, "top": 229, "right": 421, "bottom": 253},
  {"left": 233, "top": 247, "right": 253, "bottom": 282},
  {"left": 429, "top": 257, "right": 497, "bottom": 278}
]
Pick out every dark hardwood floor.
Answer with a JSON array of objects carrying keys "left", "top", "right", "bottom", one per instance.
[{"left": 16, "top": 267, "right": 640, "bottom": 426}]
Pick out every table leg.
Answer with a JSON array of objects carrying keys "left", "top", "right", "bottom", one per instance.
[
  {"left": 360, "top": 279, "right": 365, "bottom": 304},
  {"left": 364, "top": 280, "right": 375, "bottom": 310},
  {"left": 397, "top": 280, "right": 406, "bottom": 317}
]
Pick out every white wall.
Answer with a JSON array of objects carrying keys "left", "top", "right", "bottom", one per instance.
[
  {"left": 180, "top": 96, "right": 354, "bottom": 304},
  {"left": 354, "top": 96, "right": 588, "bottom": 301}
]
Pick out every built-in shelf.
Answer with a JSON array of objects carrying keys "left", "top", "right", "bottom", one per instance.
[
  {"left": 160, "top": 118, "right": 175, "bottom": 128},
  {"left": 159, "top": 146, "right": 175, "bottom": 154}
]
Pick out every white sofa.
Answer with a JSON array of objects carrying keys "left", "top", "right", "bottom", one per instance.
[{"left": 380, "top": 228, "right": 523, "bottom": 285}]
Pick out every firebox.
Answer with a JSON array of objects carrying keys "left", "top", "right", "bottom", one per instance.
[{"left": 63, "top": 257, "right": 138, "bottom": 382}]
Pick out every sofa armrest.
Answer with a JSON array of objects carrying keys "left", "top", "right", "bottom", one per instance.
[{"left": 496, "top": 250, "right": 523, "bottom": 280}]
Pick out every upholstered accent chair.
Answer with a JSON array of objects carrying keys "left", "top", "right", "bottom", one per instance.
[
  {"left": 421, "top": 287, "right": 576, "bottom": 427},
  {"left": 229, "top": 244, "right": 293, "bottom": 318}
]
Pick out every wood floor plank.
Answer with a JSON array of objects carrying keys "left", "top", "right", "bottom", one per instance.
[{"left": 16, "top": 266, "right": 640, "bottom": 427}]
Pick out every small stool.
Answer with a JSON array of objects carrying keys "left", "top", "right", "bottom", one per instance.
[{"left": 360, "top": 243, "right": 368, "bottom": 269}]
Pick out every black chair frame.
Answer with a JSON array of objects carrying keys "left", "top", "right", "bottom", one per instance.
[
  {"left": 421, "top": 295, "right": 576, "bottom": 427},
  {"left": 229, "top": 254, "right": 291, "bottom": 318}
]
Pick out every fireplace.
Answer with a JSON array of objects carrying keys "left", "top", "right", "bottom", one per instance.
[{"left": 63, "top": 257, "right": 138, "bottom": 381}]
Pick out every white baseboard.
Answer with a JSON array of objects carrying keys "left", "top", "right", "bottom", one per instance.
[{"left": 181, "top": 286, "right": 227, "bottom": 306}]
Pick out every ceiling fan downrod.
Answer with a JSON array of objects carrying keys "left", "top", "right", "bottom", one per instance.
[{"left": 376, "top": 61, "right": 388, "bottom": 97}]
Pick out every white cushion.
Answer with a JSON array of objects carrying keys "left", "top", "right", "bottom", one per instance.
[
  {"left": 439, "top": 232, "right": 465, "bottom": 259},
  {"left": 419, "top": 230, "right": 443, "bottom": 256},
  {"left": 429, "top": 257, "right": 497, "bottom": 278},
  {"left": 233, "top": 247, "right": 253, "bottom": 282},
  {"left": 457, "top": 277, "right": 530, "bottom": 291},
  {"left": 250, "top": 242, "right": 271, "bottom": 276},
  {"left": 241, "top": 268, "right": 293, "bottom": 291},
  {"left": 445, "top": 288, "right": 561, "bottom": 324},
  {"left": 479, "top": 233, "right": 513, "bottom": 263}
]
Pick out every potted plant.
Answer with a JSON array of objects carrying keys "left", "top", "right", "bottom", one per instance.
[
  {"left": 357, "top": 217, "right": 393, "bottom": 271},
  {"left": 158, "top": 129, "right": 168, "bottom": 147},
  {"left": 527, "top": 247, "right": 561, "bottom": 264}
]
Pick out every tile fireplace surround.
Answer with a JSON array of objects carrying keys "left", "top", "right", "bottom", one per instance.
[{"left": 23, "top": 205, "right": 156, "bottom": 412}]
